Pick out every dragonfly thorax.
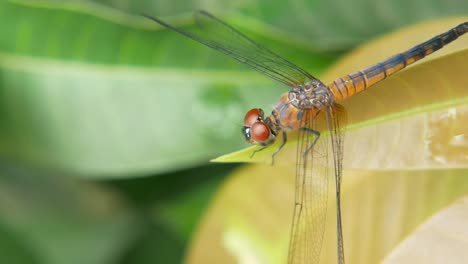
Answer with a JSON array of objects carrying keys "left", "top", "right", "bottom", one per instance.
[{"left": 288, "top": 81, "right": 331, "bottom": 109}]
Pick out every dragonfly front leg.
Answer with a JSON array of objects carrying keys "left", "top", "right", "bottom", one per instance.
[
  {"left": 271, "top": 131, "right": 287, "bottom": 165},
  {"left": 249, "top": 146, "right": 268, "bottom": 158},
  {"left": 250, "top": 131, "right": 288, "bottom": 165}
]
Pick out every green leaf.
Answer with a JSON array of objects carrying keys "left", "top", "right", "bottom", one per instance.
[
  {"left": 104, "top": 163, "right": 238, "bottom": 264},
  {"left": 0, "top": 223, "right": 39, "bottom": 264},
  {"left": 106, "top": 163, "right": 237, "bottom": 240},
  {"left": 154, "top": 171, "right": 227, "bottom": 240},
  {"left": 118, "top": 220, "right": 185, "bottom": 264},
  {"left": 0, "top": 163, "right": 140, "bottom": 264},
  {"left": 85, "top": 0, "right": 468, "bottom": 50},
  {"left": 0, "top": 0, "right": 335, "bottom": 177}
]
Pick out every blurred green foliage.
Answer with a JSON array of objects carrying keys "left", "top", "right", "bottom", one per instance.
[{"left": 0, "top": 0, "right": 467, "bottom": 263}]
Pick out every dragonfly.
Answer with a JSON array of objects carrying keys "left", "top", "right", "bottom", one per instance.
[{"left": 144, "top": 11, "right": 468, "bottom": 264}]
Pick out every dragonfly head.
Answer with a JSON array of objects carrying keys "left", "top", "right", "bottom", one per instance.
[{"left": 242, "top": 108, "right": 276, "bottom": 146}]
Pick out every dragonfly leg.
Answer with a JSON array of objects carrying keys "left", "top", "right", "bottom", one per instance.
[
  {"left": 270, "top": 131, "right": 287, "bottom": 165},
  {"left": 249, "top": 131, "right": 288, "bottom": 165},
  {"left": 249, "top": 146, "right": 268, "bottom": 158},
  {"left": 301, "top": 127, "right": 321, "bottom": 159}
]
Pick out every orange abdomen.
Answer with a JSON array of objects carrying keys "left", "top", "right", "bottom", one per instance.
[{"left": 328, "top": 22, "right": 467, "bottom": 102}]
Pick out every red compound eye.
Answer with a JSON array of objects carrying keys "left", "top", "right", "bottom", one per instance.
[
  {"left": 250, "top": 122, "right": 270, "bottom": 142},
  {"left": 244, "top": 108, "right": 263, "bottom": 127}
]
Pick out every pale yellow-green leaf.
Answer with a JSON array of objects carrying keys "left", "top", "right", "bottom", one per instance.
[
  {"left": 383, "top": 197, "right": 468, "bottom": 264},
  {"left": 185, "top": 166, "right": 468, "bottom": 264}
]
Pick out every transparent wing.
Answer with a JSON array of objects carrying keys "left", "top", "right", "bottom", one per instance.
[
  {"left": 143, "top": 11, "right": 320, "bottom": 87},
  {"left": 326, "top": 103, "right": 347, "bottom": 264},
  {"left": 288, "top": 104, "right": 347, "bottom": 264},
  {"left": 288, "top": 108, "right": 329, "bottom": 264}
]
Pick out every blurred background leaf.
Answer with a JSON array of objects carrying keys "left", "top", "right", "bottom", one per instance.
[
  {"left": 60, "top": 0, "right": 468, "bottom": 50},
  {"left": 0, "top": 160, "right": 139, "bottom": 264},
  {"left": 0, "top": 0, "right": 467, "bottom": 264},
  {"left": 0, "top": 0, "right": 336, "bottom": 176}
]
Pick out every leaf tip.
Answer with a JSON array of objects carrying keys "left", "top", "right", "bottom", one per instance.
[{"left": 211, "top": 146, "right": 264, "bottom": 163}]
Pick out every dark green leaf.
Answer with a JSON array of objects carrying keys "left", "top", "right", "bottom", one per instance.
[{"left": 0, "top": 161, "right": 140, "bottom": 264}]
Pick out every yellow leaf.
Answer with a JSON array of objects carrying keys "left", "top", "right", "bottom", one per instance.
[
  {"left": 187, "top": 17, "right": 468, "bottom": 264},
  {"left": 383, "top": 197, "right": 468, "bottom": 264}
]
